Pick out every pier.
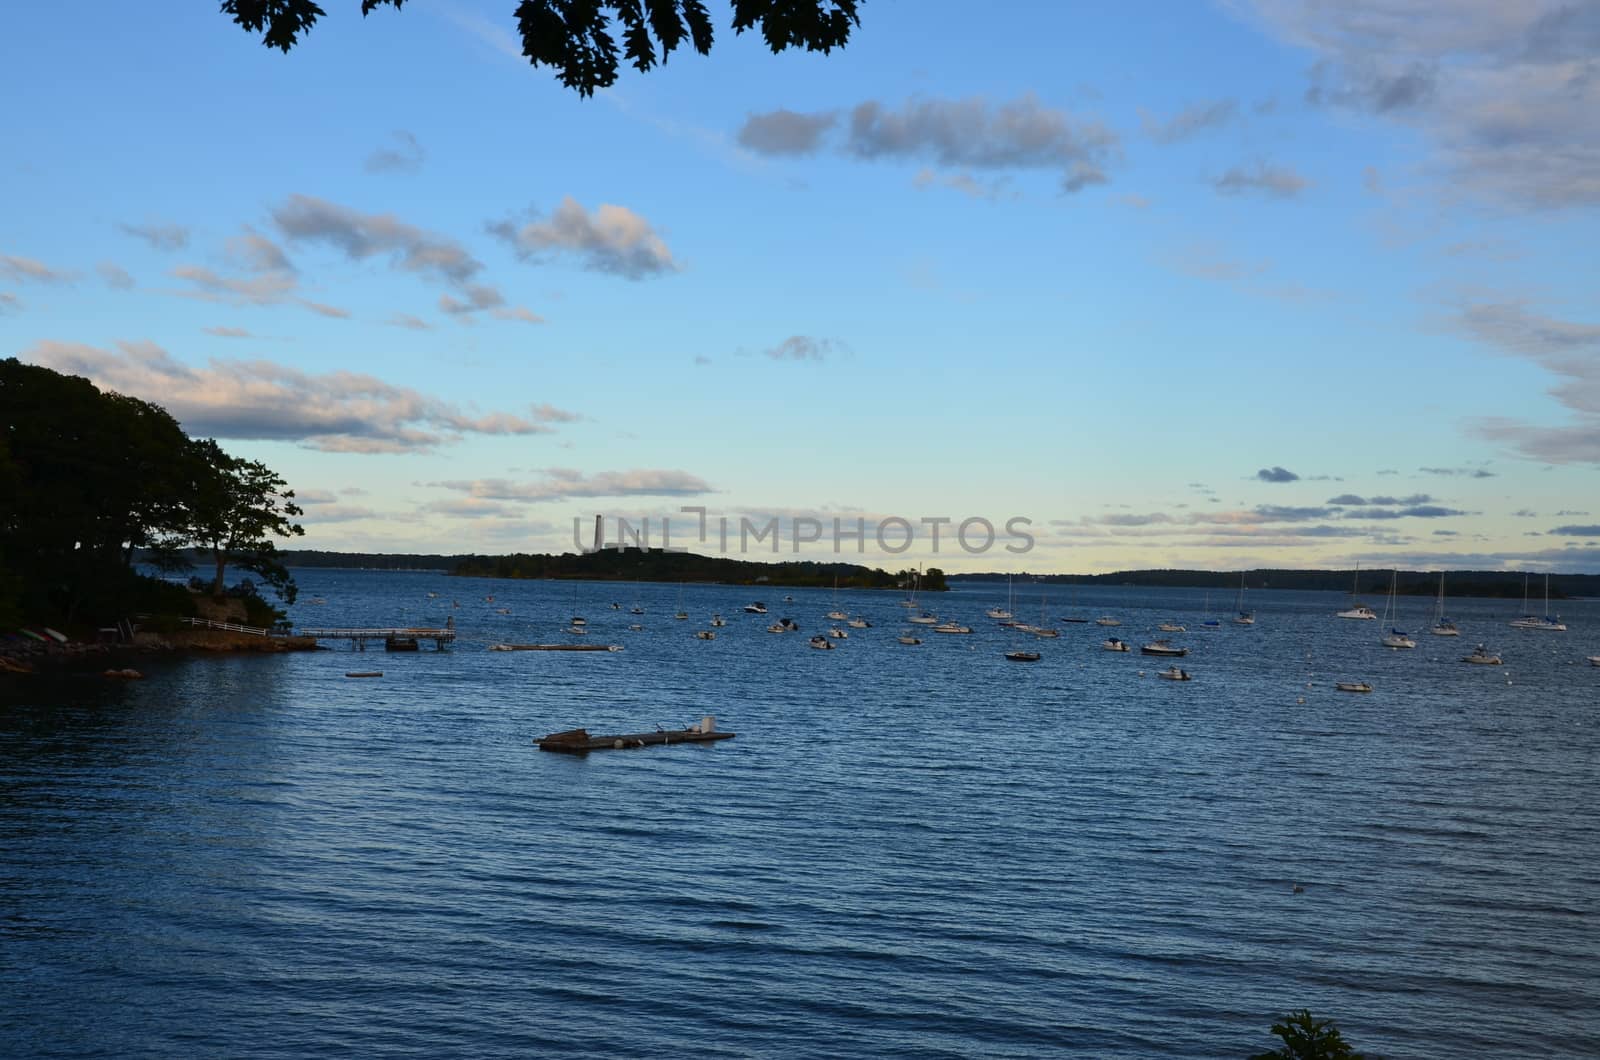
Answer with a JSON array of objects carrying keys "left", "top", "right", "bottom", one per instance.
[{"left": 299, "top": 623, "right": 456, "bottom": 651}]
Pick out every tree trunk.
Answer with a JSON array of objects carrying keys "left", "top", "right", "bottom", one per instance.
[{"left": 212, "top": 547, "right": 227, "bottom": 597}]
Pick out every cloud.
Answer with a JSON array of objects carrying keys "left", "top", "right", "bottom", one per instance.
[
  {"left": 490, "top": 306, "right": 543, "bottom": 325},
  {"left": 1, "top": 252, "right": 73, "bottom": 284},
  {"left": 97, "top": 262, "right": 135, "bottom": 290},
  {"left": 365, "top": 130, "right": 426, "bottom": 174},
  {"left": 119, "top": 222, "right": 189, "bottom": 251},
  {"left": 202, "top": 326, "right": 253, "bottom": 338},
  {"left": 1141, "top": 99, "right": 1238, "bottom": 143},
  {"left": 429, "top": 469, "right": 713, "bottom": 503},
  {"left": 1343, "top": 505, "right": 1466, "bottom": 519},
  {"left": 1256, "top": 466, "right": 1300, "bottom": 483},
  {"left": 1551, "top": 525, "right": 1600, "bottom": 537},
  {"left": 1237, "top": 1, "right": 1600, "bottom": 208},
  {"left": 911, "top": 168, "right": 1012, "bottom": 200},
  {"left": 227, "top": 228, "right": 294, "bottom": 274},
  {"left": 735, "top": 108, "right": 838, "bottom": 155},
  {"left": 23, "top": 339, "right": 576, "bottom": 454},
  {"left": 487, "top": 197, "right": 679, "bottom": 280},
  {"left": 1455, "top": 302, "right": 1600, "bottom": 464},
  {"left": 387, "top": 313, "right": 432, "bottom": 330},
  {"left": 1214, "top": 161, "right": 1309, "bottom": 198},
  {"left": 300, "top": 504, "right": 380, "bottom": 524},
  {"left": 171, "top": 264, "right": 299, "bottom": 306},
  {"left": 740, "top": 95, "right": 1120, "bottom": 193},
  {"left": 301, "top": 300, "right": 351, "bottom": 319},
  {"left": 1418, "top": 465, "right": 1496, "bottom": 477},
  {"left": 765, "top": 335, "right": 843, "bottom": 362},
  {"left": 693, "top": 355, "right": 712, "bottom": 366},
  {"left": 0, "top": 292, "right": 19, "bottom": 314}
]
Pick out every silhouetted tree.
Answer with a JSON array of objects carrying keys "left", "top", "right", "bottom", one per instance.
[
  {"left": 184, "top": 439, "right": 305, "bottom": 602},
  {"left": 1250, "top": 1010, "right": 1371, "bottom": 1060},
  {"left": 222, "top": 0, "right": 861, "bottom": 95}
]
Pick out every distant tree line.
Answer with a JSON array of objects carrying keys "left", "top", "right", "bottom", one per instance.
[
  {"left": 953, "top": 568, "right": 1593, "bottom": 600},
  {"left": 451, "top": 547, "right": 947, "bottom": 591},
  {"left": 1, "top": 359, "right": 304, "bottom": 628}
]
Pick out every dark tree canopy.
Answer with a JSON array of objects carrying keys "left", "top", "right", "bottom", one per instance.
[{"left": 221, "top": 0, "right": 862, "bottom": 95}]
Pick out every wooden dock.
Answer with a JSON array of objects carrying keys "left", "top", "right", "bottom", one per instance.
[
  {"left": 299, "top": 625, "right": 456, "bottom": 651},
  {"left": 537, "top": 717, "right": 734, "bottom": 754}
]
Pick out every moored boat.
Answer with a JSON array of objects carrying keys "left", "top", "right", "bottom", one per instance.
[
  {"left": 1140, "top": 640, "right": 1189, "bottom": 657},
  {"left": 1462, "top": 644, "right": 1503, "bottom": 665},
  {"left": 1335, "top": 681, "right": 1373, "bottom": 693},
  {"left": 1156, "top": 665, "right": 1192, "bottom": 681},
  {"left": 1004, "top": 650, "right": 1041, "bottom": 662},
  {"left": 1102, "top": 637, "right": 1130, "bottom": 652}
]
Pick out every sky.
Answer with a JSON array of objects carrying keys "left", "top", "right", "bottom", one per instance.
[{"left": 3, "top": 0, "right": 1599, "bottom": 574}]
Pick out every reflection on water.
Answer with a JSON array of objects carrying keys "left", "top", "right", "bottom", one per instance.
[{"left": 2, "top": 572, "right": 1597, "bottom": 1057}]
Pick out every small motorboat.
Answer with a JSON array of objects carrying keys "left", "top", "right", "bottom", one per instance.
[
  {"left": 709, "top": 614, "right": 726, "bottom": 627},
  {"left": 897, "top": 633, "right": 923, "bottom": 645},
  {"left": 694, "top": 630, "right": 716, "bottom": 640},
  {"left": 909, "top": 612, "right": 939, "bottom": 625},
  {"left": 827, "top": 626, "right": 848, "bottom": 639},
  {"left": 570, "top": 616, "right": 587, "bottom": 627},
  {"left": 1156, "top": 666, "right": 1192, "bottom": 681},
  {"left": 610, "top": 602, "right": 621, "bottom": 610},
  {"left": 826, "top": 609, "right": 849, "bottom": 621},
  {"left": 1381, "top": 629, "right": 1417, "bottom": 649},
  {"left": 1102, "top": 638, "right": 1130, "bottom": 652},
  {"left": 1588, "top": 655, "right": 1600, "bottom": 667},
  {"left": 674, "top": 611, "right": 689, "bottom": 620},
  {"left": 1004, "top": 650, "right": 1041, "bottom": 663},
  {"left": 1158, "top": 622, "right": 1186, "bottom": 633},
  {"left": 627, "top": 624, "right": 644, "bottom": 632},
  {"left": 985, "top": 607, "right": 1013, "bottom": 620},
  {"left": 1095, "top": 616, "right": 1121, "bottom": 627},
  {"left": 744, "top": 602, "right": 768, "bottom": 614},
  {"left": 932, "top": 622, "right": 973, "bottom": 634},
  {"left": 495, "top": 607, "right": 511, "bottom": 614},
  {"left": 630, "top": 605, "right": 644, "bottom": 615},
  {"left": 1335, "top": 681, "right": 1373, "bottom": 693},
  {"left": 1431, "top": 619, "right": 1459, "bottom": 636},
  {"left": 1462, "top": 644, "right": 1503, "bottom": 665},
  {"left": 783, "top": 595, "right": 795, "bottom": 602},
  {"left": 808, "top": 635, "right": 834, "bottom": 650},
  {"left": 564, "top": 625, "right": 588, "bottom": 635},
  {"left": 1337, "top": 605, "right": 1377, "bottom": 620},
  {"left": 1140, "top": 640, "right": 1188, "bottom": 657},
  {"left": 767, "top": 617, "right": 799, "bottom": 634},
  {"left": 847, "top": 617, "right": 870, "bottom": 629}
]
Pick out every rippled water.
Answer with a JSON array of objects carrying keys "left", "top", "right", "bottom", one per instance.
[{"left": 3, "top": 572, "right": 1598, "bottom": 1058}]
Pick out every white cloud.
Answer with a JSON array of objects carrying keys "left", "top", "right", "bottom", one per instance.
[
  {"left": 488, "top": 197, "right": 679, "bottom": 280},
  {"left": 23, "top": 339, "right": 578, "bottom": 454}
]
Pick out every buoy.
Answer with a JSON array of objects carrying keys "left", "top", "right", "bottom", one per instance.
[{"left": 1297, "top": 697, "right": 1305, "bottom": 704}]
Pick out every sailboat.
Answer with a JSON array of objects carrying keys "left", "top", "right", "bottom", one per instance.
[
  {"left": 1430, "top": 572, "right": 1459, "bottom": 636},
  {"left": 1337, "top": 563, "right": 1377, "bottom": 619},
  {"left": 1013, "top": 590, "right": 1059, "bottom": 638},
  {"left": 826, "top": 577, "right": 848, "bottom": 622},
  {"left": 673, "top": 583, "right": 688, "bottom": 620},
  {"left": 900, "top": 569, "right": 920, "bottom": 608},
  {"left": 1509, "top": 573, "right": 1567, "bottom": 631},
  {"left": 1199, "top": 592, "right": 1221, "bottom": 630},
  {"left": 1233, "top": 572, "right": 1255, "bottom": 625},
  {"left": 1380, "top": 570, "right": 1416, "bottom": 649},
  {"left": 986, "top": 575, "right": 1014, "bottom": 621},
  {"left": 1060, "top": 580, "right": 1089, "bottom": 623}
]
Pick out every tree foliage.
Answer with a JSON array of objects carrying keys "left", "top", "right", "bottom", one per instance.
[
  {"left": 1250, "top": 1010, "right": 1370, "bottom": 1060},
  {"left": 221, "top": 0, "right": 861, "bottom": 95},
  {"left": 0, "top": 358, "right": 304, "bottom": 624}
]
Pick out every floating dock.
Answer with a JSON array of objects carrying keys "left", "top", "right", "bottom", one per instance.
[
  {"left": 299, "top": 625, "right": 455, "bottom": 651},
  {"left": 538, "top": 716, "right": 734, "bottom": 754},
  {"left": 490, "top": 643, "right": 622, "bottom": 652}
]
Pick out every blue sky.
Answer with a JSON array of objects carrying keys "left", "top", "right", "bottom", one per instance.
[{"left": 4, "top": 0, "right": 1598, "bottom": 572}]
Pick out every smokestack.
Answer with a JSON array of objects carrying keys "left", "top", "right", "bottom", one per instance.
[{"left": 593, "top": 514, "right": 603, "bottom": 552}]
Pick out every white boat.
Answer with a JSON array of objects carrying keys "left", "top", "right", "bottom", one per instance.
[
  {"left": 897, "top": 633, "right": 923, "bottom": 645},
  {"left": 694, "top": 630, "right": 716, "bottom": 640},
  {"left": 846, "top": 617, "right": 870, "bottom": 629},
  {"left": 827, "top": 626, "right": 848, "bottom": 639},
  {"left": 932, "top": 621, "right": 973, "bottom": 634},
  {"left": 808, "top": 635, "right": 834, "bottom": 650},
  {"left": 1140, "top": 640, "right": 1188, "bottom": 657},
  {"left": 900, "top": 570, "right": 920, "bottom": 608},
  {"left": 1433, "top": 576, "right": 1459, "bottom": 634},
  {"left": 569, "top": 616, "right": 587, "bottom": 627},
  {"left": 674, "top": 611, "right": 689, "bottom": 621},
  {"left": 1588, "top": 655, "right": 1600, "bottom": 667},
  {"left": 1102, "top": 637, "right": 1130, "bottom": 652},
  {"left": 767, "top": 617, "right": 798, "bottom": 633},
  {"left": 709, "top": 614, "right": 726, "bottom": 627},
  {"left": 1156, "top": 665, "right": 1191, "bottom": 681},
  {"left": 1013, "top": 590, "right": 1058, "bottom": 638},
  {"left": 1158, "top": 622, "right": 1186, "bottom": 633},
  {"left": 825, "top": 577, "right": 849, "bottom": 621},
  {"left": 1233, "top": 572, "right": 1254, "bottom": 625},
  {"left": 564, "top": 625, "right": 588, "bottom": 635},
  {"left": 744, "top": 602, "right": 768, "bottom": 614},
  {"left": 1335, "top": 681, "right": 1373, "bottom": 693},
  {"left": 1095, "top": 616, "right": 1121, "bottom": 627},
  {"left": 909, "top": 612, "right": 938, "bottom": 625},
  {"left": 1379, "top": 571, "right": 1416, "bottom": 649},
  {"left": 986, "top": 575, "right": 1014, "bottom": 620},
  {"left": 1462, "top": 643, "right": 1502, "bottom": 665},
  {"left": 1338, "top": 565, "right": 1377, "bottom": 619},
  {"left": 1509, "top": 574, "right": 1566, "bottom": 631}
]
